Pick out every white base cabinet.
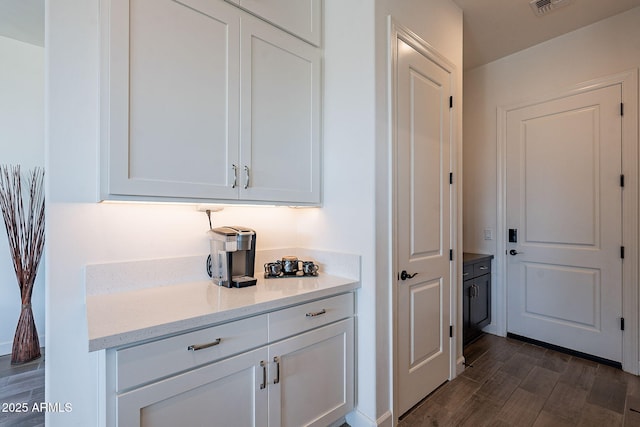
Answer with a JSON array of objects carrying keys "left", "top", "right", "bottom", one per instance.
[
  {"left": 101, "top": 0, "right": 321, "bottom": 205},
  {"left": 107, "top": 293, "right": 354, "bottom": 427},
  {"left": 269, "top": 320, "right": 354, "bottom": 427},
  {"left": 117, "top": 347, "right": 268, "bottom": 427}
]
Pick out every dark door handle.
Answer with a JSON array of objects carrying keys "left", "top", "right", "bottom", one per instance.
[
  {"left": 400, "top": 270, "right": 418, "bottom": 280},
  {"left": 509, "top": 249, "right": 521, "bottom": 256}
]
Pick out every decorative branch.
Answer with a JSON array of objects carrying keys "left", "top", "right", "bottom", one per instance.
[{"left": 0, "top": 165, "right": 45, "bottom": 364}]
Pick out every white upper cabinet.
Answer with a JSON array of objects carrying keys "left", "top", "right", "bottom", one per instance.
[
  {"left": 240, "top": 15, "right": 321, "bottom": 203},
  {"left": 226, "top": 0, "right": 322, "bottom": 46},
  {"left": 101, "top": 0, "right": 321, "bottom": 205}
]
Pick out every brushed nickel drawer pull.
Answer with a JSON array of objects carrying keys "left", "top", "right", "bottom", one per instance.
[
  {"left": 479, "top": 266, "right": 489, "bottom": 270},
  {"left": 260, "top": 360, "right": 267, "bottom": 389},
  {"left": 187, "top": 338, "right": 221, "bottom": 351},
  {"left": 306, "top": 309, "right": 326, "bottom": 318},
  {"left": 273, "top": 356, "right": 280, "bottom": 384},
  {"left": 232, "top": 164, "right": 238, "bottom": 189},
  {"left": 244, "top": 165, "right": 250, "bottom": 189}
]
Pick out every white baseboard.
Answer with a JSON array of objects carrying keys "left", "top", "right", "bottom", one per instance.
[
  {"left": 346, "top": 409, "right": 393, "bottom": 427},
  {"left": 456, "top": 355, "right": 466, "bottom": 376}
]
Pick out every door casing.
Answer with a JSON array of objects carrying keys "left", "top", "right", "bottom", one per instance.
[{"left": 496, "top": 70, "right": 639, "bottom": 374}]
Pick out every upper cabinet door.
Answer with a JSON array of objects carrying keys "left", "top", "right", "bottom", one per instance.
[
  {"left": 102, "top": 0, "right": 240, "bottom": 200},
  {"left": 228, "top": 0, "right": 322, "bottom": 46},
  {"left": 239, "top": 15, "right": 321, "bottom": 204}
]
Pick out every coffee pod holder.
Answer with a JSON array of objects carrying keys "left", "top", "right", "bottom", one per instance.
[{"left": 264, "top": 257, "right": 319, "bottom": 279}]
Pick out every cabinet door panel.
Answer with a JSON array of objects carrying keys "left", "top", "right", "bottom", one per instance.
[
  {"left": 268, "top": 319, "right": 354, "bottom": 427},
  {"left": 470, "top": 274, "right": 491, "bottom": 327},
  {"left": 117, "top": 347, "right": 267, "bottom": 427},
  {"left": 463, "top": 279, "right": 472, "bottom": 344},
  {"left": 240, "top": 16, "right": 321, "bottom": 204},
  {"left": 232, "top": 0, "right": 322, "bottom": 46},
  {"left": 105, "top": 0, "right": 239, "bottom": 200}
]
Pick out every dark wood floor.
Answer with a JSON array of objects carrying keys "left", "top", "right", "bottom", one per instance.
[
  {"left": 399, "top": 334, "right": 640, "bottom": 427},
  {"left": 0, "top": 349, "right": 45, "bottom": 427}
]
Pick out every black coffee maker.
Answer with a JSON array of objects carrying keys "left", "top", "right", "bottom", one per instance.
[{"left": 208, "top": 226, "right": 257, "bottom": 288}]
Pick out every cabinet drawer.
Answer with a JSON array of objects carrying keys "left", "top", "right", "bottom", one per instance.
[
  {"left": 268, "top": 293, "right": 354, "bottom": 342},
  {"left": 474, "top": 260, "right": 491, "bottom": 276},
  {"left": 463, "top": 264, "right": 473, "bottom": 280},
  {"left": 116, "top": 314, "right": 268, "bottom": 391}
]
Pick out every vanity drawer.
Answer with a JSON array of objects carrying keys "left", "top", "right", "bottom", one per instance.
[
  {"left": 463, "top": 264, "right": 473, "bottom": 280},
  {"left": 116, "top": 314, "right": 268, "bottom": 391},
  {"left": 474, "top": 260, "right": 491, "bottom": 276},
  {"left": 268, "top": 293, "right": 354, "bottom": 342}
]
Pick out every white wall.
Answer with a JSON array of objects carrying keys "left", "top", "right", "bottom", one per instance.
[
  {"left": 463, "top": 7, "right": 640, "bottom": 337},
  {"left": 0, "top": 35, "right": 44, "bottom": 356}
]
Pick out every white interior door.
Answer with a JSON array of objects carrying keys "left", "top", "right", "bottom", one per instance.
[
  {"left": 396, "top": 37, "right": 452, "bottom": 415},
  {"left": 506, "top": 84, "right": 623, "bottom": 362}
]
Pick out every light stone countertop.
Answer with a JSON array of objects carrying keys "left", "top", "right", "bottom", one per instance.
[{"left": 86, "top": 250, "right": 360, "bottom": 351}]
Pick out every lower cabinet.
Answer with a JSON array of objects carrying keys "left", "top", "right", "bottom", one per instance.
[
  {"left": 463, "top": 253, "right": 493, "bottom": 346},
  {"left": 117, "top": 347, "right": 268, "bottom": 427},
  {"left": 268, "top": 320, "right": 354, "bottom": 427},
  {"left": 108, "top": 293, "right": 354, "bottom": 427}
]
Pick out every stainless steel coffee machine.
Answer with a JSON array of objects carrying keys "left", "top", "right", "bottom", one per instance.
[{"left": 208, "top": 226, "right": 257, "bottom": 288}]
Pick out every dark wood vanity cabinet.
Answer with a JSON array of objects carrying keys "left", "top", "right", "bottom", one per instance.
[{"left": 463, "top": 253, "right": 493, "bottom": 346}]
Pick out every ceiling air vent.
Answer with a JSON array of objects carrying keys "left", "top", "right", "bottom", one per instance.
[{"left": 530, "top": 0, "right": 573, "bottom": 16}]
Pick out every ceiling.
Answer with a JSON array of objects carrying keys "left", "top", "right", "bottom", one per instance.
[
  {"left": 0, "top": 0, "right": 44, "bottom": 47},
  {"left": 453, "top": 0, "right": 640, "bottom": 70},
  {"left": 1, "top": 0, "right": 640, "bottom": 67}
]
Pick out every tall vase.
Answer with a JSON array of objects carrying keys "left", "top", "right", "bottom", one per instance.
[
  {"left": 0, "top": 165, "right": 45, "bottom": 365},
  {"left": 11, "top": 301, "right": 41, "bottom": 364}
]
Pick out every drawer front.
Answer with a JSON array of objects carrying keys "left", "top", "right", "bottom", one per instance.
[
  {"left": 463, "top": 264, "right": 473, "bottom": 280},
  {"left": 474, "top": 260, "right": 491, "bottom": 276},
  {"left": 116, "top": 314, "right": 268, "bottom": 391},
  {"left": 268, "top": 293, "right": 354, "bottom": 342}
]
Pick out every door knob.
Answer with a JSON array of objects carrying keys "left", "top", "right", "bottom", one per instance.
[
  {"left": 509, "top": 249, "right": 521, "bottom": 256},
  {"left": 400, "top": 270, "right": 418, "bottom": 280}
]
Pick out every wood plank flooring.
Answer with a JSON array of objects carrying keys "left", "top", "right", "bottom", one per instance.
[
  {"left": 0, "top": 350, "right": 44, "bottom": 427},
  {"left": 399, "top": 334, "right": 640, "bottom": 427}
]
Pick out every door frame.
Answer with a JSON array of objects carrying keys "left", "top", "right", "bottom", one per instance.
[
  {"left": 389, "top": 17, "right": 460, "bottom": 421},
  {"left": 496, "top": 70, "right": 639, "bottom": 374}
]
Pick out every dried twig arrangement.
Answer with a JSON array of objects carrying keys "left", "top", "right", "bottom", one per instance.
[{"left": 0, "top": 165, "right": 45, "bottom": 364}]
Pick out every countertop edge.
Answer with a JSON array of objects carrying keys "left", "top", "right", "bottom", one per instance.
[{"left": 88, "top": 278, "right": 360, "bottom": 352}]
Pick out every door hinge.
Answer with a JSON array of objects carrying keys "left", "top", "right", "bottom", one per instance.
[
  {"left": 621, "top": 317, "right": 625, "bottom": 331},
  {"left": 621, "top": 103, "right": 624, "bottom": 116},
  {"left": 449, "top": 172, "right": 453, "bottom": 184},
  {"left": 621, "top": 246, "right": 625, "bottom": 259},
  {"left": 449, "top": 96, "right": 453, "bottom": 109},
  {"left": 449, "top": 325, "right": 453, "bottom": 337},
  {"left": 620, "top": 174, "right": 625, "bottom": 187},
  {"left": 449, "top": 249, "right": 453, "bottom": 261}
]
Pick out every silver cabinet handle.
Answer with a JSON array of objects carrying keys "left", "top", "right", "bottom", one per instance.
[
  {"left": 306, "top": 309, "right": 326, "bottom": 318},
  {"left": 232, "top": 164, "right": 238, "bottom": 189},
  {"left": 273, "top": 356, "right": 280, "bottom": 384},
  {"left": 244, "top": 165, "right": 250, "bottom": 189},
  {"left": 187, "top": 338, "right": 221, "bottom": 351},
  {"left": 260, "top": 360, "right": 267, "bottom": 389},
  {"left": 479, "top": 266, "right": 488, "bottom": 270}
]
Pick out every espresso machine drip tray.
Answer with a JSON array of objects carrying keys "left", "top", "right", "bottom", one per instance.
[{"left": 232, "top": 275, "right": 258, "bottom": 287}]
